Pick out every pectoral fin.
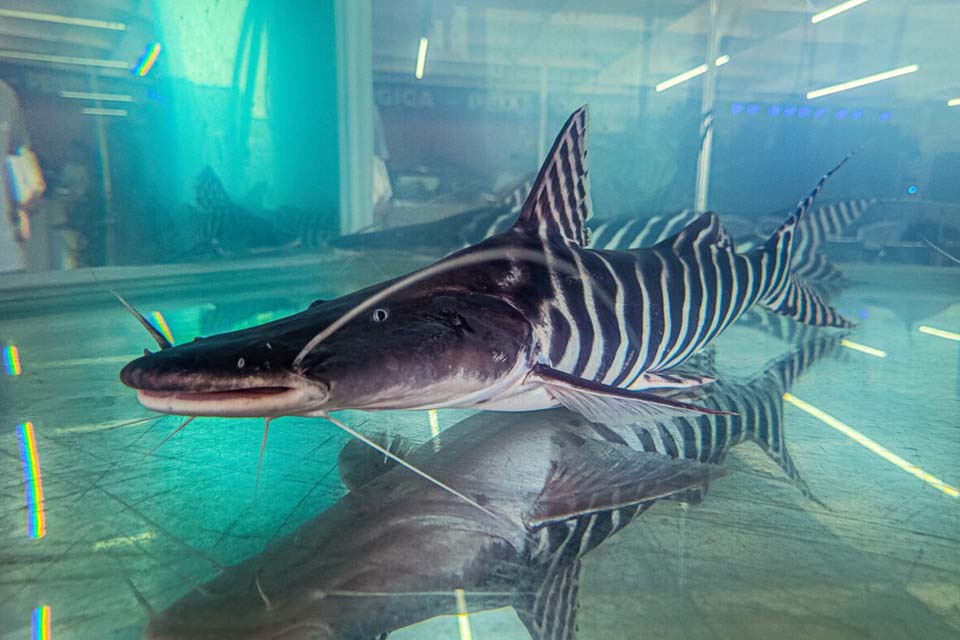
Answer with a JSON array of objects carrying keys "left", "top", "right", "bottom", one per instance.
[
  {"left": 525, "top": 433, "right": 728, "bottom": 528},
  {"left": 531, "top": 364, "right": 731, "bottom": 425},
  {"left": 628, "top": 370, "right": 715, "bottom": 391}
]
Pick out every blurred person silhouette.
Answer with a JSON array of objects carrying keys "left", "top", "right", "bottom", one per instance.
[
  {"left": 51, "top": 140, "right": 99, "bottom": 268},
  {"left": 1, "top": 79, "right": 44, "bottom": 273}
]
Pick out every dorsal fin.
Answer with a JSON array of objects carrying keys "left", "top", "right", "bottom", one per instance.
[
  {"left": 651, "top": 210, "right": 733, "bottom": 255},
  {"left": 516, "top": 106, "right": 593, "bottom": 245}
]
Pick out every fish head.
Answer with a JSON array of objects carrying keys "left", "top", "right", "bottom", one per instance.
[
  {"left": 144, "top": 572, "right": 336, "bottom": 640},
  {"left": 120, "top": 287, "right": 532, "bottom": 417},
  {"left": 295, "top": 289, "right": 533, "bottom": 412}
]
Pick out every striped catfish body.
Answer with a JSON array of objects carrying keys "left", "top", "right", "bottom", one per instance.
[
  {"left": 124, "top": 106, "right": 852, "bottom": 428},
  {"left": 591, "top": 197, "right": 875, "bottom": 288},
  {"left": 471, "top": 106, "right": 851, "bottom": 422}
]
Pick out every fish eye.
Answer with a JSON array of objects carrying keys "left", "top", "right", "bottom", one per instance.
[{"left": 371, "top": 308, "right": 389, "bottom": 322}]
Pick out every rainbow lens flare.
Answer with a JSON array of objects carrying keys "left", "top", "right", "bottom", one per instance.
[
  {"left": 150, "top": 311, "right": 175, "bottom": 345},
  {"left": 17, "top": 422, "right": 46, "bottom": 538},
  {"left": 3, "top": 344, "right": 22, "bottom": 375},
  {"left": 133, "top": 42, "right": 161, "bottom": 77},
  {"left": 32, "top": 605, "right": 51, "bottom": 640}
]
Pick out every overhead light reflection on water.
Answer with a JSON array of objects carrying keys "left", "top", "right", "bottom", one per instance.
[
  {"left": 32, "top": 605, "right": 51, "bottom": 640},
  {"left": 840, "top": 339, "right": 887, "bottom": 358},
  {"left": 3, "top": 344, "right": 22, "bottom": 375},
  {"left": 428, "top": 409, "right": 441, "bottom": 453},
  {"left": 918, "top": 325, "right": 960, "bottom": 342},
  {"left": 454, "top": 588, "right": 473, "bottom": 640},
  {"left": 784, "top": 394, "right": 959, "bottom": 497},
  {"left": 17, "top": 422, "right": 47, "bottom": 538}
]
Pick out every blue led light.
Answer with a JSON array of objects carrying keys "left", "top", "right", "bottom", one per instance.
[
  {"left": 768, "top": 105, "right": 782, "bottom": 116},
  {"left": 879, "top": 111, "right": 891, "bottom": 121},
  {"left": 746, "top": 103, "right": 760, "bottom": 115},
  {"left": 731, "top": 102, "right": 745, "bottom": 114},
  {"left": 783, "top": 105, "right": 797, "bottom": 117},
  {"left": 798, "top": 106, "right": 811, "bottom": 117},
  {"left": 835, "top": 109, "right": 848, "bottom": 119},
  {"left": 907, "top": 185, "right": 918, "bottom": 194},
  {"left": 851, "top": 110, "right": 863, "bottom": 119},
  {"left": 813, "top": 108, "right": 827, "bottom": 118}
]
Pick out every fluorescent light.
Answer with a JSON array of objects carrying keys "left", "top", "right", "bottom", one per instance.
[
  {"left": 415, "top": 37, "right": 428, "bottom": 80},
  {"left": 81, "top": 107, "right": 127, "bottom": 117},
  {"left": 0, "top": 50, "right": 129, "bottom": 69},
  {"left": 840, "top": 339, "right": 887, "bottom": 358},
  {"left": 784, "top": 393, "right": 959, "bottom": 498},
  {"left": 0, "top": 8, "right": 125, "bottom": 30},
  {"left": 806, "top": 64, "right": 918, "bottom": 100},
  {"left": 811, "top": 0, "right": 871, "bottom": 24},
  {"left": 948, "top": 98, "right": 960, "bottom": 107},
  {"left": 656, "top": 55, "right": 730, "bottom": 92},
  {"left": 60, "top": 90, "right": 133, "bottom": 103},
  {"left": 656, "top": 64, "right": 707, "bottom": 92},
  {"left": 919, "top": 325, "right": 960, "bottom": 342}
]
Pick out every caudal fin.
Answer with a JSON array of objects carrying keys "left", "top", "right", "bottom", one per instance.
[
  {"left": 746, "top": 333, "right": 847, "bottom": 503},
  {"left": 753, "top": 157, "right": 855, "bottom": 328}
]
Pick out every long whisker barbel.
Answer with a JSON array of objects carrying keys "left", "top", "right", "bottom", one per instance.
[{"left": 320, "top": 411, "right": 522, "bottom": 531}]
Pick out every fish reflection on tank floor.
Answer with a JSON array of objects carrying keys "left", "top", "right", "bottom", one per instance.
[{"left": 144, "top": 337, "right": 839, "bottom": 640}]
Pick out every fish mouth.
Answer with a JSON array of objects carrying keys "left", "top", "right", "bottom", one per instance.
[{"left": 135, "top": 384, "right": 326, "bottom": 417}]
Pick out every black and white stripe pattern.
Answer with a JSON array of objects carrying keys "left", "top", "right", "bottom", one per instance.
[
  {"left": 497, "top": 107, "right": 851, "bottom": 404},
  {"left": 524, "top": 335, "right": 842, "bottom": 573},
  {"left": 518, "top": 107, "right": 593, "bottom": 247},
  {"left": 588, "top": 210, "right": 701, "bottom": 251}
]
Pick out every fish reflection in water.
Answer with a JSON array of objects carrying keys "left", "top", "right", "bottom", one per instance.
[{"left": 145, "top": 336, "right": 841, "bottom": 640}]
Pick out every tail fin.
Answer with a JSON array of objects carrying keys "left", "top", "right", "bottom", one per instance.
[
  {"left": 753, "top": 157, "right": 855, "bottom": 328},
  {"left": 757, "top": 332, "right": 846, "bottom": 396},
  {"left": 746, "top": 333, "right": 847, "bottom": 503}
]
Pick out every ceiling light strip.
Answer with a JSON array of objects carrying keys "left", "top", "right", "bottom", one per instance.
[
  {"left": 0, "top": 8, "right": 125, "bottom": 31},
  {"left": 811, "top": 0, "right": 871, "bottom": 24},
  {"left": 656, "top": 56, "right": 729, "bottom": 93},
  {"left": 806, "top": 64, "right": 918, "bottom": 100},
  {"left": 60, "top": 90, "right": 133, "bottom": 103},
  {"left": 0, "top": 50, "right": 129, "bottom": 69}
]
